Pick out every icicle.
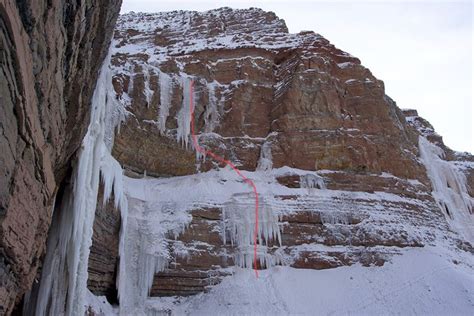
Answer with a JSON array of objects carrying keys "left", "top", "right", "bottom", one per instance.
[
  {"left": 418, "top": 136, "right": 474, "bottom": 243},
  {"left": 300, "top": 174, "right": 326, "bottom": 189},
  {"left": 176, "top": 77, "right": 193, "bottom": 148},
  {"left": 257, "top": 141, "right": 273, "bottom": 172},
  {"left": 119, "top": 205, "right": 171, "bottom": 315},
  {"left": 33, "top": 50, "right": 129, "bottom": 316},
  {"left": 320, "top": 211, "right": 352, "bottom": 225},
  {"left": 158, "top": 71, "right": 172, "bottom": 134},
  {"left": 221, "top": 194, "right": 281, "bottom": 269}
]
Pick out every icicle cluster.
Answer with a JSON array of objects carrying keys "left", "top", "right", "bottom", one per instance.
[
  {"left": 33, "top": 52, "right": 128, "bottom": 316},
  {"left": 300, "top": 174, "right": 326, "bottom": 189},
  {"left": 320, "top": 211, "right": 353, "bottom": 225},
  {"left": 419, "top": 136, "right": 474, "bottom": 243},
  {"left": 119, "top": 212, "right": 170, "bottom": 315},
  {"left": 222, "top": 193, "right": 282, "bottom": 269},
  {"left": 176, "top": 77, "right": 193, "bottom": 148},
  {"left": 132, "top": 70, "right": 225, "bottom": 154},
  {"left": 118, "top": 198, "right": 193, "bottom": 315}
]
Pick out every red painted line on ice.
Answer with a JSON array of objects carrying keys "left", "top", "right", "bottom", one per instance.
[{"left": 189, "top": 80, "right": 259, "bottom": 278}]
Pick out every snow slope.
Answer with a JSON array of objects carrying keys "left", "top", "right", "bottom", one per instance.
[{"left": 140, "top": 247, "right": 474, "bottom": 315}]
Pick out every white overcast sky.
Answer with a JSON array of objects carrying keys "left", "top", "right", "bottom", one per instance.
[{"left": 121, "top": 0, "right": 473, "bottom": 153}]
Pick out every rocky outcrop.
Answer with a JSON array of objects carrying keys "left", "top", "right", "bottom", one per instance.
[
  {"left": 0, "top": 0, "right": 121, "bottom": 314},
  {"left": 86, "top": 8, "right": 473, "bottom": 307}
]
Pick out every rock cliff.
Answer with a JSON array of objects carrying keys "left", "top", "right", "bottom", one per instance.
[
  {"left": 0, "top": 0, "right": 121, "bottom": 314},
  {"left": 1, "top": 5, "right": 473, "bottom": 315},
  {"left": 83, "top": 8, "right": 473, "bottom": 313}
]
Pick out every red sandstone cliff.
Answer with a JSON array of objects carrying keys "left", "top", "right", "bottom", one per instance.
[
  {"left": 0, "top": 6, "right": 472, "bottom": 315},
  {"left": 84, "top": 8, "right": 473, "bottom": 308}
]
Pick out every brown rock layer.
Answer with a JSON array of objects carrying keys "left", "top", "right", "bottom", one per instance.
[
  {"left": 0, "top": 0, "right": 121, "bottom": 314},
  {"left": 87, "top": 185, "right": 121, "bottom": 304}
]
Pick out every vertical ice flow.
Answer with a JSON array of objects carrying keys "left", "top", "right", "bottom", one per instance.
[
  {"left": 204, "top": 82, "right": 220, "bottom": 132},
  {"left": 176, "top": 77, "right": 193, "bottom": 148},
  {"left": 158, "top": 71, "right": 172, "bottom": 134},
  {"left": 33, "top": 51, "right": 128, "bottom": 316},
  {"left": 419, "top": 136, "right": 474, "bottom": 243},
  {"left": 257, "top": 141, "right": 273, "bottom": 171}
]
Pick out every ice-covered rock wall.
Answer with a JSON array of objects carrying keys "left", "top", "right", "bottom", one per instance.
[
  {"left": 0, "top": 1, "right": 121, "bottom": 313},
  {"left": 419, "top": 136, "right": 474, "bottom": 243},
  {"left": 31, "top": 7, "right": 471, "bottom": 316},
  {"left": 27, "top": 53, "right": 128, "bottom": 316}
]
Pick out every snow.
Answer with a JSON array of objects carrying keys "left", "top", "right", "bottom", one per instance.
[
  {"left": 337, "top": 61, "right": 354, "bottom": 69},
  {"left": 145, "top": 246, "right": 474, "bottom": 315},
  {"left": 85, "top": 289, "right": 118, "bottom": 316},
  {"left": 114, "top": 160, "right": 453, "bottom": 312},
  {"left": 345, "top": 79, "right": 358, "bottom": 84},
  {"left": 114, "top": 9, "right": 324, "bottom": 68},
  {"left": 418, "top": 136, "right": 474, "bottom": 244}
]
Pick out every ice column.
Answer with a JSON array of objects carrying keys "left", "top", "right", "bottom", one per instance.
[
  {"left": 158, "top": 71, "right": 172, "bottom": 134},
  {"left": 257, "top": 141, "right": 273, "bottom": 171},
  {"left": 33, "top": 52, "right": 128, "bottom": 316},
  {"left": 204, "top": 82, "right": 220, "bottom": 133},
  {"left": 176, "top": 77, "right": 193, "bottom": 148}
]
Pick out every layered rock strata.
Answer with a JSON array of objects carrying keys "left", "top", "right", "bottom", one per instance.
[{"left": 84, "top": 8, "right": 473, "bottom": 308}]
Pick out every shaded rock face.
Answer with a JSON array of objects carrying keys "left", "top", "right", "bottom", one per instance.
[
  {"left": 88, "top": 8, "right": 473, "bottom": 304},
  {"left": 87, "top": 185, "right": 121, "bottom": 304},
  {"left": 0, "top": 0, "right": 121, "bottom": 314}
]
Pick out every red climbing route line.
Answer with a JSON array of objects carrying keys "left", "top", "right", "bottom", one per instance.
[{"left": 189, "top": 80, "right": 260, "bottom": 278}]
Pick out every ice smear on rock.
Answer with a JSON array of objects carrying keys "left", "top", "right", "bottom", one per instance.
[
  {"left": 257, "top": 141, "right": 273, "bottom": 172},
  {"left": 32, "top": 52, "right": 128, "bottom": 316},
  {"left": 418, "top": 136, "right": 474, "bottom": 243},
  {"left": 158, "top": 71, "right": 172, "bottom": 134},
  {"left": 204, "top": 81, "right": 220, "bottom": 133}
]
